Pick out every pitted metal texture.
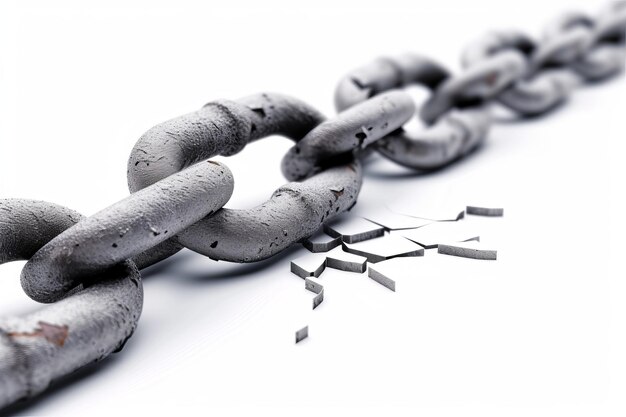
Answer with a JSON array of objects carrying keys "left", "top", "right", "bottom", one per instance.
[
  {"left": 282, "top": 91, "right": 415, "bottom": 180},
  {"left": 334, "top": 54, "right": 492, "bottom": 170},
  {"left": 21, "top": 161, "right": 234, "bottom": 303},
  {"left": 334, "top": 54, "right": 450, "bottom": 111},
  {"left": 0, "top": 199, "right": 143, "bottom": 408},
  {"left": 126, "top": 93, "right": 327, "bottom": 267},
  {"left": 178, "top": 162, "right": 362, "bottom": 262},
  {"left": 127, "top": 92, "right": 364, "bottom": 262}
]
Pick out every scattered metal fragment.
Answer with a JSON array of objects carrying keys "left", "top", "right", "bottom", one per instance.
[
  {"left": 312, "top": 288, "right": 324, "bottom": 310},
  {"left": 400, "top": 221, "right": 480, "bottom": 249},
  {"left": 325, "top": 247, "right": 367, "bottom": 273},
  {"left": 357, "top": 206, "right": 434, "bottom": 230},
  {"left": 438, "top": 241, "right": 497, "bottom": 260},
  {"left": 343, "top": 234, "right": 424, "bottom": 263},
  {"left": 368, "top": 265, "right": 396, "bottom": 292},
  {"left": 305, "top": 277, "right": 323, "bottom": 294},
  {"left": 290, "top": 253, "right": 326, "bottom": 279},
  {"left": 466, "top": 205, "right": 504, "bottom": 217},
  {"left": 295, "top": 326, "right": 309, "bottom": 343},
  {"left": 387, "top": 205, "right": 466, "bottom": 222},
  {"left": 324, "top": 213, "right": 385, "bottom": 243},
  {"left": 302, "top": 227, "right": 341, "bottom": 253},
  {"left": 305, "top": 278, "right": 325, "bottom": 310}
]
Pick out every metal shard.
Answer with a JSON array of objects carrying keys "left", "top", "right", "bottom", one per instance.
[
  {"left": 343, "top": 234, "right": 424, "bottom": 263},
  {"left": 356, "top": 206, "right": 434, "bottom": 230},
  {"left": 302, "top": 227, "right": 342, "bottom": 253},
  {"left": 325, "top": 247, "right": 368, "bottom": 273},
  {"left": 290, "top": 253, "right": 327, "bottom": 279},
  {"left": 295, "top": 326, "right": 309, "bottom": 343},
  {"left": 324, "top": 213, "right": 385, "bottom": 243},
  {"left": 368, "top": 265, "right": 396, "bottom": 291},
  {"left": 466, "top": 205, "right": 504, "bottom": 217},
  {"left": 305, "top": 278, "right": 325, "bottom": 310},
  {"left": 437, "top": 241, "right": 497, "bottom": 260},
  {"left": 399, "top": 221, "right": 480, "bottom": 249}
]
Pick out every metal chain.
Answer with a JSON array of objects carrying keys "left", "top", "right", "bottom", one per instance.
[{"left": 1, "top": 1, "right": 625, "bottom": 409}]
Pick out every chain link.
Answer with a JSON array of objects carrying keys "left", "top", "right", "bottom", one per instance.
[{"left": 1, "top": 2, "right": 625, "bottom": 409}]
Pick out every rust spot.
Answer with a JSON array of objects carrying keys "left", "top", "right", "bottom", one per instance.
[
  {"left": 485, "top": 71, "right": 499, "bottom": 86},
  {"left": 8, "top": 321, "right": 69, "bottom": 347},
  {"left": 346, "top": 164, "right": 357, "bottom": 173},
  {"left": 207, "top": 160, "right": 221, "bottom": 166}
]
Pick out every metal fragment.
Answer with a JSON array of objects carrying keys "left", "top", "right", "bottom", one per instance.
[
  {"left": 325, "top": 247, "right": 367, "bottom": 273},
  {"left": 342, "top": 235, "right": 424, "bottom": 263},
  {"left": 312, "top": 288, "right": 324, "bottom": 310},
  {"left": 437, "top": 241, "right": 497, "bottom": 260},
  {"left": 466, "top": 206, "right": 504, "bottom": 217},
  {"left": 386, "top": 204, "right": 465, "bottom": 222},
  {"left": 400, "top": 221, "right": 480, "bottom": 249},
  {"left": 355, "top": 206, "right": 434, "bottom": 230},
  {"left": 305, "top": 278, "right": 325, "bottom": 310},
  {"left": 295, "top": 326, "right": 309, "bottom": 343},
  {"left": 290, "top": 253, "right": 327, "bottom": 279},
  {"left": 367, "top": 265, "right": 396, "bottom": 291},
  {"left": 324, "top": 213, "right": 385, "bottom": 243},
  {"left": 302, "top": 227, "right": 341, "bottom": 253}
]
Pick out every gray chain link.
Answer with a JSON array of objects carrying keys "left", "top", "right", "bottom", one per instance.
[{"left": 1, "top": 2, "right": 624, "bottom": 410}]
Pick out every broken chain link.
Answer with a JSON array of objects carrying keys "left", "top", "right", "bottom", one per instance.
[{"left": 1, "top": 1, "right": 625, "bottom": 409}]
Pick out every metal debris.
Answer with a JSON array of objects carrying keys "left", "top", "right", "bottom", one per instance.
[
  {"left": 295, "top": 326, "right": 309, "bottom": 343},
  {"left": 290, "top": 253, "right": 327, "bottom": 278},
  {"left": 387, "top": 205, "right": 465, "bottom": 222},
  {"left": 325, "top": 247, "right": 367, "bottom": 273},
  {"left": 466, "top": 205, "right": 504, "bottom": 217},
  {"left": 438, "top": 241, "right": 497, "bottom": 260},
  {"left": 342, "top": 234, "right": 424, "bottom": 263},
  {"left": 302, "top": 227, "right": 341, "bottom": 252},
  {"left": 400, "top": 221, "right": 480, "bottom": 249},
  {"left": 368, "top": 265, "right": 396, "bottom": 292},
  {"left": 312, "top": 288, "right": 324, "bottom": 310},
  {"left": 305, "top": 278, "right": 325, "bottom": 310},
  {"left": 324, "top": 213, "right": 385, "bottom": 243},
  {"left": 358, "top": 206, "right": 434, "bottom": 230}
]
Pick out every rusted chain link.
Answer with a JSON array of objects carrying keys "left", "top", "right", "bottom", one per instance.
[
  {"left": 0, "top": 199, "right": 143, "bottom": 406},
  {"left": 1, "top": 1, "right": 624, "bottom": 410}
]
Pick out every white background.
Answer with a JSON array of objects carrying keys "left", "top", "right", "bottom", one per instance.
[{"left": 1, "top": 0, "right": 625, "bottom": 416}]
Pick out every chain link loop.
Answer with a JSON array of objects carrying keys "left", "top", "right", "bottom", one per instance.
[
  {"left": 335, "top": 54, "right": 492, "bottom": 169},
  {"left": 0, "top": 199, "right": 142, "bottom": 406}
]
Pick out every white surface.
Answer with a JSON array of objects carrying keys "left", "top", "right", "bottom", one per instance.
[{"left": 1, "top": 0, "right": 625, "bottom": 416}]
